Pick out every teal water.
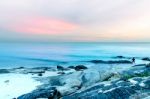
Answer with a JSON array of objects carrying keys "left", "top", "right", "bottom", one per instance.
[{"left": 0, "top": 42, "right": 150, "bottom": 68}]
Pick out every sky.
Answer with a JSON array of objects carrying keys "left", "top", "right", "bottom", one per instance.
[{"left": 0, "top": 0, "right": 150, "bottom": 42}]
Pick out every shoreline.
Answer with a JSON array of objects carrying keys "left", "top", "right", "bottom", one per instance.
[{"left": 0, "top": 58, "right": 150, "bottom": 99}]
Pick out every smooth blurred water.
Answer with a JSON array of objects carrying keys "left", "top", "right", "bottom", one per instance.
[{"left": 0, "top": 42, "right": 150, "bottom": 68}]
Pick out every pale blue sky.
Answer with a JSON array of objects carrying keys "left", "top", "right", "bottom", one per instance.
[{"left": 0, "top": 0, "right": 150, "bottom": 42}]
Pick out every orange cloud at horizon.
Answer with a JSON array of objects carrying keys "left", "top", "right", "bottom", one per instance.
[{"left": 8, "top": 16, "right": 78, "bottom": 35}]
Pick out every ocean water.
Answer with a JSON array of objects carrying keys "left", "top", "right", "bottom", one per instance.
[{"left": 0, "top": 42, "right": 150, "bottom": 69}]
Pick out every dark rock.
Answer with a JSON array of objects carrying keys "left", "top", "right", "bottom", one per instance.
[
  {"left": 38, "top": 73, "right": 43, "bottom": 76},
  {"left": 68, "top": 66, "right": 75, "bottom": 69},
  {"left": 57, "top": 65, "right": 65, "bottom": 71},
  {"left": 75, "top": 65, "right": 88, "bottom": 71},
  {"left": 0, "top": 69, "right": 10, "bottom": 74},
  {"left": 142, "top": 57, "right": 150, "bottom": 61},
  {"left": 18, "top": 87, "right": 61, "bottom": 99}
]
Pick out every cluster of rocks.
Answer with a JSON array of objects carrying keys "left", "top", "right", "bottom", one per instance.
[
  {"left": 63, "top": 76, "right": 150, "bottom": 99},
  {"left": 18, "top": 64, "right": 150, "bottom": 99},
  {"left": 0, "top": 65, "right": 88, "bottom": 77},
  {"left": 57, "top": 65, "right": 88, "bottom": 71}
]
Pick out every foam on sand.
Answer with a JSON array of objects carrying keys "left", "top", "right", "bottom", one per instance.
[{"left": 0, "top": 73, "right": 41, "bottom": 99}]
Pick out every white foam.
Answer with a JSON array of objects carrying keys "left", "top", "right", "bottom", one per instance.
[
  {"left": 0, "top": 73, "right": 41, "bottom": 99},
  {"left": 129, "top": 79, "right": 137, "bottom": 84}
]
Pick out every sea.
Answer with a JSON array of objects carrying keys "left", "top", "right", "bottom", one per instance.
[{"left": 0, "top": 42, "right": 150, "bottom": 69}]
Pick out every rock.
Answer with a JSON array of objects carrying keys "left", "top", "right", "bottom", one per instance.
[
  {"left": 141, "top": 79, "right": 150, "bottom": 89},
  {"left": 146, "top": 63, "right": 150, "bottom": 68},
  {"left": 102, "top": 84, "right": 117, "bottom": 91},
  {"left": 115, "top": 80, "right": 132, "bottom": 87},
  {"left": 74, "top": 65, "right": 88, "bottom": 71},
  {"left": 120, "top": 66, "right": 150, "bottom": 81},
  {"left": 18, "top": 87, "right": 61, "bottom": 99},
  {"left": 57, "top": 72, "right": 65, "bottom": 75},
  {"left": 129, "top": 77, "right": 143, "bottom": 84},
  {"left": 89, "top": 60, "right": 132, "bottom": 64},
  {"left": 142, "top": 57, "right": 150, "bottom": 61},
  {"left": 38, "top": 73, "right": 43, "bottom": 76},
  {"left": 4, "top": 80, "right": 9, "bottom": 83},
  {"left": 63, "top": 86, "right": 136, "bottom": 99},
  {"left": 68, "top": 66, "right": 75, "bottom": 69},
  {"left": 115, "top": 56, "right": 125, "bottom": 58},
  {"left": 47, "top": 69, "right": 116, "bottom": 96},
  {"left": 57, "top": 65, "right": 66, "bottom": 71},
  {"left": 0, "top": 69, "right": 10, "bottom": 74}
]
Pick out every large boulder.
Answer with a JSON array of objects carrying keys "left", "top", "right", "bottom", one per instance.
[{"left": 24, "top": 69, "right": 115, "bottom": 97}]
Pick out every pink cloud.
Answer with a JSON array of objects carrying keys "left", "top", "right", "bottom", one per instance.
[{"left": 8, "top": 16, "right": 78, "bottom": 34}]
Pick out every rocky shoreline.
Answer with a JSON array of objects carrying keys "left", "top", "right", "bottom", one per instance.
[{"left": 0, "top": 58, "right": 150, "bottom": 99}]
